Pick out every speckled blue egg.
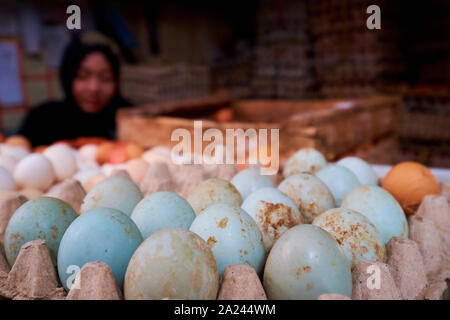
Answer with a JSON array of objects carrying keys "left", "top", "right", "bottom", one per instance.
[
  {"left": 131, "top": 191, "right": 195, "bottom": 239},
  {"left": 80, "top": 176, "right": 143, "bottom": 216},
  {"left": 241, "top": 187, "right": 302, "bottom": 251},
  {"left": 312, "top": 208, "right": 386, "bottom": 268},
  {"left": 189, "top": 203, "right": 266, "bottom": 276},
  {"left": 4, "top": 196, "right": 78, "bottom": 267},
  {"left": 187, "top": 178, "right": 242, "bottom": 215},
  {"left": 283, "top": 148, "right": 327, "bottom": 177},
  {"left": 230, "top": 168, "right": 274, "bottom": 199},
  {"left": 57, "top": 207, "right": 143, "bottom": 290},
  {"left": 278, "top": 173, "right": 336, "bottom": 223},
  {"left": 263, "top": 224, "right": 352, "bottom": 300},
  {"left": 124, "top": 228, "right": 218, "bottom": 300},
  {"left": 315, "top": 164, "right": 360, "bottom": 206},
  {"left": 341, "top": 185, "right": 408, "bottom": 244}
]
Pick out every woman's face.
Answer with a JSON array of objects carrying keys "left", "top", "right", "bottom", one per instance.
[{"left": 72, "top": 52, "right": 116, "bottom": 113}]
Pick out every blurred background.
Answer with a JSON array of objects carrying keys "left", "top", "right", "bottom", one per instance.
[{"left": 0, "top": 0, "right": 449, "bottom": 167}]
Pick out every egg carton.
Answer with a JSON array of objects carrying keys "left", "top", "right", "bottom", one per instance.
[
  {"left": 0, "top": 238, "right": 268, "bottom": 300},
  {"left": 0, "top": 240, "right": 123, "bottom": 300},
  {"left": 1, "top": 154, "right": 449, "bottom": 300}
]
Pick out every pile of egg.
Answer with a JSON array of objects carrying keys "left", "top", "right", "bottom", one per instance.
[{"left": 0, "top": 135, "right": 445, "bottom": 300}]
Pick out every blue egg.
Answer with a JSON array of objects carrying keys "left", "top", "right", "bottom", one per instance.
[
  {"left": 230, "top": 168, "right": 274, "bottom": 199},
  {"left": 264, "top": 224, "right": 352, "bottom": 300},
  {"left": 189, "top": 203, "right": 266, "bottom": 276},
  {"left": 131, "top": 192, "right": 195, "bottom": 239},
  {"left": 57, "top": 207, "right": 143, "bottom": 290},
  {"left": 80, "top": 176, "right": 143, "bottom": 216},
  {"left": 312, "top": 208, "right": 386, "bottom": 269},
  {"left": 4, "top": 196, "right": 78, "bottom": 267},
  {"left": 315, "top": 164, "right": 360, "bottom": 206},
  {"left": 124, "top": 228, "right": 219, "bottom": 300},
  {"left": 341, "top": 185, "right": 408, "bottom": 244},
  {"left": 241, "top": 187, "right": 302, "bottom": 251}
]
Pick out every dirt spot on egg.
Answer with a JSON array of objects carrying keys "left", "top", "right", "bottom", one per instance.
[
  {"left": 258, "top": 201, "right": 302, "bottom": 242},
  {"left": 217, "top": 217, "right": 228, "bottom": 229},
  {"left": 109, "top": 213, "right": 125, "bottom": 225},
  {"left": 50, "top": 225, "right": 59, "bottom": 240},
  {"left": 9, "top": 232, "right": 22, "bottom": 240},
  {"left": 207, "top": 236, "right": 217, "bottom": 248}
]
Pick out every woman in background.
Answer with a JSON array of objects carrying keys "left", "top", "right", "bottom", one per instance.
[{"left": 18, "top": 32, "right": 131, "bottom": 147}]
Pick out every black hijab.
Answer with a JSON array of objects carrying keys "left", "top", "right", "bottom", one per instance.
[{"left": 18, "top": 34, "right": 131, "bottom": 147}]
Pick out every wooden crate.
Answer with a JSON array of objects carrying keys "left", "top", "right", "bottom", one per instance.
[
  {"left": 117, "top": 95, "right": 401, "bottom": 162},
  {"left": 348, "top": 134, "right": 399, "bottom": 165}
]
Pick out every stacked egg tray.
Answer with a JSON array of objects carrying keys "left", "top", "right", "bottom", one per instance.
[
  {"left": 307, "top": 0, "right": 408, "bottom": 98},
  {"left": 251, "top": 0, "right": 316, "bottom": 99},
  {"left": 120, "top": 64, "right": 211, "bottom": 105},
  {"left": 399, "top": 86, "right": 450, "bottom": 142},
  {"left": 211, "top": 52, "right": 254, "bottom": 99},
  {"left": 0, "top": 138, "right": 450, "bottom": 300}
]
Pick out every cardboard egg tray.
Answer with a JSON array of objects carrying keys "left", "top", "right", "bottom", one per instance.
[{"left": 0, "top": 182, "right": 449, "bottom": 300}]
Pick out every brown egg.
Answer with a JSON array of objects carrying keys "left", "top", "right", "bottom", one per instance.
[
  {"left": 34, "top": 145, "right": 48, "bottom": 153},
  {"left": 74, "top": 137, "right": 109, "bottom": 148},
  {"left": 96, "top": 142, "right": 115, "bottom": 164},
  {"left": 109, "top": 143, "right": 129, "bottom": 164},
  {"left": 126, "top": 142, "right": 144, "bottom": 160},
  {"left": 382, "top": 162, "right": 440, "bottom": 215},
  {"left": 5, "top": 135, "right": 31, "bottom": 150},
  {"left": 215, "top": 108, "right": 233, "bottom": 123}
]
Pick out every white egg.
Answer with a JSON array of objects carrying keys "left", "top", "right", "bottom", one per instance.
[
  {"left": 73, "top": 149, "right": 99, "bottom": 171},
  {"left": 78, "top": 144, "right": 98, "bottom": 162},
  {"left": 14, "top": 153, "right": 55, "bottom": 191},
  {"left": 43, "top": 144, "right": 77, "bottom": 181},
  {"left": 337, "top": 157, "right": 378, "bottom": 186},
  {"left": 0, "top": 154, "right": 18, "bottom": 173},
  {"left": 0, "top": 166, "right": 16, "bottom": 191},
  {"left": 101, "top": 163, "right": 124, "bottom": 176},
  {"left": 0, "top": 144, "right": 29, "bottom": 161},
  {"left": 73, "top": 168, "right": 102, "bottom": 186}
]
